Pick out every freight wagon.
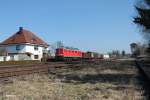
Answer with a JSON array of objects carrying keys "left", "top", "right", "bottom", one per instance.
[{"left": 82, "top": 51, "right": 103, "bottom": 60}]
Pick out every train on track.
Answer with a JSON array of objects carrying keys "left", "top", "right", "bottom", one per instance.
[{"left": 47, "top": 47, "right": 104, "bottom": 61}]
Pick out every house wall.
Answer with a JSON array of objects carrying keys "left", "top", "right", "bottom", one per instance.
[
  {"left": 4, "top": 44, "right": 48, "bottom": 61},
  {"left": 0, "top": 56, "right": 3, "bottom": 61},
  {"left": 5, "top": 45, "right": 26, "bottom": 54},
  {"left": 0, "top": 56, "right": 11, "bottom": 61},
  {"left": 25, "top": 45, "right": 44, "bottom": 60}
]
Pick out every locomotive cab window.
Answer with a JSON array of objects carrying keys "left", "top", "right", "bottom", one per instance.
[{"left": 60, "top": 49, "right": 63, "bottom": 53}]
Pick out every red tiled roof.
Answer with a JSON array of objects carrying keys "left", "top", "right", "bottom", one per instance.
[{"left": 1, "top": 27, "right": 49, "bottom": 47}]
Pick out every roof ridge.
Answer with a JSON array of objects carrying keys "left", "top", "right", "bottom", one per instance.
[{"left": 0, "top": 28, "right": 49, "bottom": 47}]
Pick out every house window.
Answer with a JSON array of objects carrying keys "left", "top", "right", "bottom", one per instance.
[
  {"left": 34, "top": 55, "right": 39, "bottom": 59},
  {"left": 34, "top": 45, "right": 38, "bottom": 50},
  {"left": 3, "top": 57, "right": 6, "bottom": 61},
  {"left": 16, "top": 45, "right": 21, "bottom": 50}
]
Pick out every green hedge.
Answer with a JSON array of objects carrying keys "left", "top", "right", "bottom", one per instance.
[{"left": 0, "top": 60, "right": 40, "bottom": 65}]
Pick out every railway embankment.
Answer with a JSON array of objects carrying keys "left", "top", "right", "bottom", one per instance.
[
  {"left": 135, "top": 59, "right": 150, "bottom": 99},
  {"left": 0, "top": 60, "right": 148, "bottom": 100}
]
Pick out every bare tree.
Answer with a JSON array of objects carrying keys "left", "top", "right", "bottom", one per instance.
[
  {"left": 121, "top": 50, "right": 126, "bottom": 56},
  {"left": 56, "top": 41, "right": 64, "bottom": 48},
  {"left": 48, "top": 41, "right": 64, "bottom": 57}
]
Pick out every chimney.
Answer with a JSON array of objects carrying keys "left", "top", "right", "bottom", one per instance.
[{"left": 19, "top": 27, "right": 23, "bottom": 31}]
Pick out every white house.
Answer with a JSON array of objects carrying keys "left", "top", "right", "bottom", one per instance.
[
  {"left": 103, "top": 54, "right": 110, "bottom": 59},
  {"left": 0, "top": 27, "right": 49, "bottom": 61}
]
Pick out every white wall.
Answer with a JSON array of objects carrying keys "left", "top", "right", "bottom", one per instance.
[
  {"left": 25, "top": 45, "right": 44, "bottom": 60},
  {"left": 0, "top": 56, "right": 4, "bottom": 61},
  {"left": 0, "top": 56, "right": 11, "bottom": 61},
  {"left": 5, "top": 45, "right": 26, "bottom": 54},
  {"left": 3, "top": 44, "right": 48, "bottom": 61}
]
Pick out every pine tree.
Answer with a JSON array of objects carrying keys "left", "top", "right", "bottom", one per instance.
[
  {"left": 134, "top": 0, "right": 150, "bottom": 54},
  {"left": 134, "top": 0, "right": 150, "bottom": 42}
]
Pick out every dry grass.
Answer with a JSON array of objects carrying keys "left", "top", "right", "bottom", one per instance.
[{"left": 0, "top": 61, "right": 146, "bottom": 100}]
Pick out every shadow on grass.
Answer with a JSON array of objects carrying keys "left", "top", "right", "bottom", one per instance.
[
  {"left": 136, "top": 74, "right": 150, "bottom": 100},
  {"left": 57, "top": 73, "right": 133, "bottom": 85}
]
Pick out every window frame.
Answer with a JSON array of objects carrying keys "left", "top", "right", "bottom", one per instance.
[
  {"left": 16, "top": 45, "right": 21, "bottom": 51},
  {"left": 34, "top": 45, "right": 38, "bottom": 51},
  {"left": 34, "top": 55, "right": 39, "bottom": 59}
]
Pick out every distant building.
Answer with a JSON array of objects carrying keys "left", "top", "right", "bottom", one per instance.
[
  {"left": 130, "top": 43, "right": 147, "bottom": 57},
  {"left": 0, "top": 27, "right": 49, "bottom": 61},
  {"left": 103, "top": 54, "right": 110, "bottom": 59},
  {"left": 130, "top": 43, "right": 138, "bottom": 56}
]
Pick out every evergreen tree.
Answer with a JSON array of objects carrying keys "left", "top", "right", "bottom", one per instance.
[{"left": 134, "top": 0, "right": 150, "bottom": 42}]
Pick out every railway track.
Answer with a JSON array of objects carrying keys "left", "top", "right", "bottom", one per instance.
[
  {"left": 135, "top": 60, "right": 150, "bottom": 80},
  {"left": 0, "top": 64, "right": 49, "bottom": 81},
  {"left": 135, "top": 60, "right": 150, "bottom": 99},
  {"left": 0, "top": 61, "right": 78, "bottom": 81},
  {"left": 0, "top": 60, "right": 106, "bottom": 83}
]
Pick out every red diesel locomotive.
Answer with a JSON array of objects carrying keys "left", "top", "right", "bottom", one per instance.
[
  {"left": 55, "top": 48, "right": 103, "bottom": 61},
  {"left": 55, "top": 48, "right": 82, "bottom": 61}
]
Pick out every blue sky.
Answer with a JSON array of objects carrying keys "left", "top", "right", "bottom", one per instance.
[{"left": 0, "top": 0, "right": 142, "bottom": 53}]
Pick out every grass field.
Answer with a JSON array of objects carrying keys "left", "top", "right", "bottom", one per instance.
[{"left": 0, "top": 61, "right": 146, "bottom": 100}]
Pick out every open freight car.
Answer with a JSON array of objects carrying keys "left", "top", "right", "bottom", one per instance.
[{"left": 82, "top": 51, "right": 103, "bottom": 60}]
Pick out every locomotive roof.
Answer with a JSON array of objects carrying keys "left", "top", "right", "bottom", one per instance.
[{"left": 58, "top": 47, "right": 80, "bottom": 51}]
